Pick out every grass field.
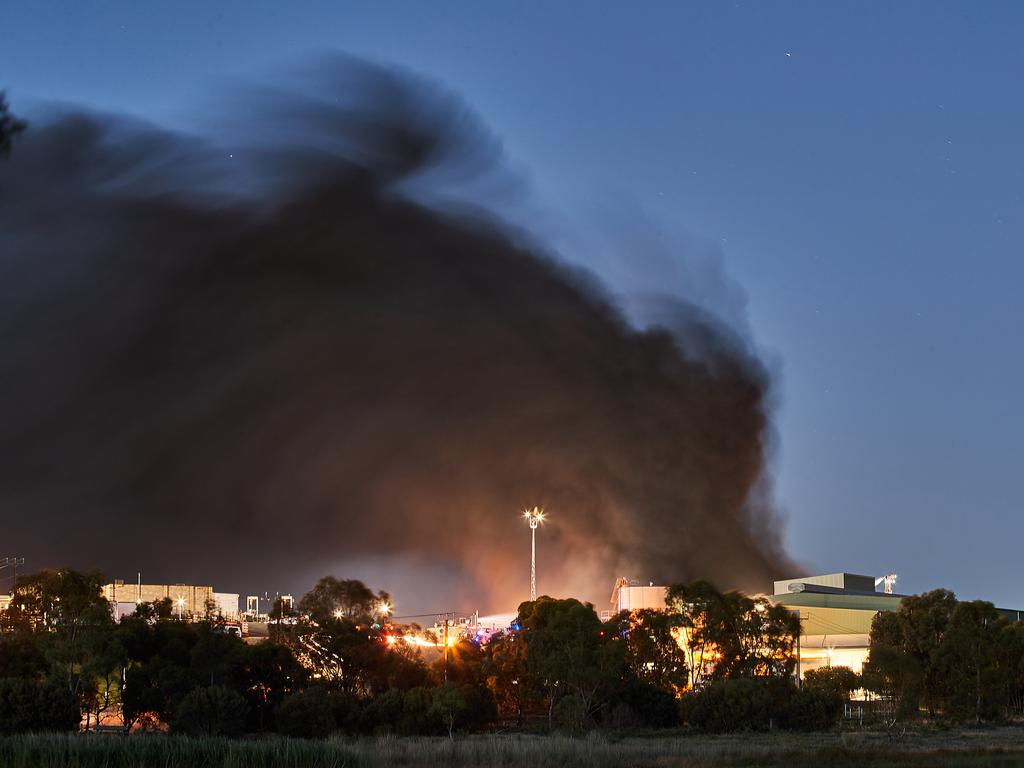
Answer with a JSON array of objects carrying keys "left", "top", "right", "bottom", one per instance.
[{"left": 4, "top": 728, "right": 1024, "bottom": 768}]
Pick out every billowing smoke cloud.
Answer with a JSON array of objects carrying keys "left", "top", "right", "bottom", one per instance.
[{"left": 0, "top": 58, "right": 794, "bottom": 611}]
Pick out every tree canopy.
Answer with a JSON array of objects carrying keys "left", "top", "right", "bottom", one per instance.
[
  {"left": 863, "top": 588, "right": 1024, "bottom": 723},
  {"left": 297, "top": 577, "right": 390, "bottom": 625}
]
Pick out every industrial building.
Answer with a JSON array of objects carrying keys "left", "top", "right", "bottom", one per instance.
[
  {"left": 607, "top": 572, "right": 908, "bottom": 675},
  {"left": 770, "top": 572, "right": 902, "bottom": 674},
  {"left": 607, "top": 572, "right": 898, "bottom": 676},
  {"left": 771, "top": 572, "right": 1024, "bottom": 675},
  {"left": 608, "top": 577, "right": 667, "bottom": 618},
  {"left": 609, "top": 570, "right": 1024, "bottom": 679},
  {"left": 102, "top": 580, "right": 239, "bottom": 621}
]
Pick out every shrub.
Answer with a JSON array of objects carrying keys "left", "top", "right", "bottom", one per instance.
[
  {"left": 357, "top": 686, "right": 456, "bottom": 736},
  {"left": 276, "top": 686, "right": 336, "bottom": 739},
  {"left": 329, "top": 690, "right": 363, "bottom": 734},
  {"left": 780, "top": 687, "right": 844, "bottom": 731},
  {"left": 686, "top": 678, "right": 771, "bottom": 733},
  {"left": 397, "top": 686, "right": 440, "bottom": 735},
  {"left": 803, "top": 666, "right": 859, "bottom": 699},
  {"left": 0, "top": 636, "right": 47, "bottom": 680},
  {"left": 0, "top": 678, "right": 79, "bottom": 734},
  {"left": 360, "top": 688, "right": 403, "bottom": 734},
  {"left": 685, "top": 678, "right": 842, "bottom": 733},
  {"left": 605, "top": 680, "right": 679, "bottom": 729},
  {"left": 172, "top": 685, "right": 248, "bottom": 737},
  {"left": 3, "top": 681, "right": 42, "bottom": 734},
  {"left": 429, "top": 683, "right": 469, "bottom": 737},
  {"left": 554, "top": 695, "right": 586, "bottom": 733}
]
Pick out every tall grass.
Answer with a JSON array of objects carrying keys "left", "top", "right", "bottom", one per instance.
[{"left": 3, "top": 729, "right": 1024, "bottom": 768}]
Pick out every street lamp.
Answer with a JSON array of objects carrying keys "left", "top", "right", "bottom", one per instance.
[
  {"left": 523, "top": 507, "right": 545, "bottom": 602},
  {"left": 375, "top": 600, "right": 393, "bottom": 620},
  {"left": 177, "top": 596, "right": 185, "bottom": 621}
]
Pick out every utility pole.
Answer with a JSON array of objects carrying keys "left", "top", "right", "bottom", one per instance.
[
  {"left": 523, "top": 507, "right": 545, "bottom": 602},
  {"left": 439, "top": 612, "right": 456, "bottom": 684},
  {"left": 443, "top": 616, "right": 449, "bottom": 684},
  {"left": 796, "top": 622, "right": 802, "bottom": 688},
  {"left": 793, "top": 609, "right": 808, "bottom": 689}
]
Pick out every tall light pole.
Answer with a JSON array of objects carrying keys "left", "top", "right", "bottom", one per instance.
[{"left": 523, "top": 507, "right": 545, "bottom": 602}]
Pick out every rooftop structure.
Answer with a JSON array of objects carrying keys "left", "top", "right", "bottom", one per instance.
[
  {"left": 774, "top": 572, "right": 882, "bottom": 596},
  {"left": 607, "top": 577, "right": 667, "bottom": 618}
]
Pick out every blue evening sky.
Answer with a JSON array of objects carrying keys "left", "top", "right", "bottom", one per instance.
[{"left": 2, "top": 2, "right": 1022, "bottom": 606}]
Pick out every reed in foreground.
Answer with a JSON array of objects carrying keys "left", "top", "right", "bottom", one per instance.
[{"left": 4, "top": 730, "right": 1024, "bottom": 768}]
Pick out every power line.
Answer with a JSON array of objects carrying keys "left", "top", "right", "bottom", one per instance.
[{"left": 390, "top": 610, "right": 468, "bottom": 621}]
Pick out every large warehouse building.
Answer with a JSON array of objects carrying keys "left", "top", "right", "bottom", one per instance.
[
  {"left": 770, "top": 572, "right": 901, "bottom": 674},
  {"left": 772, "top": 572, "right": 1024, "bottom": 675},
  {"left": 102, "top": 580, "right": 239, "bottom": 621},
  {"left": 610, "top": 571, "right": 1024, "bottom": 678}
]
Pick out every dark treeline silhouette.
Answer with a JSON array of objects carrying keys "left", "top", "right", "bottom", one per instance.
[
  {"left": 863, "top": 589, "right": 1024, "bottom": 725},
  {"left": 1, "top": 569, "right": 1022, "bottom": 737}
]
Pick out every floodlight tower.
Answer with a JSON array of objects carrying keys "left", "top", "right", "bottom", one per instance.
[
  {"left": 374, "top": 599, "right": 393, "bottom": 621},
  {"left": 523, "top": 507, "right": 545, "bottom": 601},
  {"left": 875, "top": 573, "right": 898, "bottom": 595}
]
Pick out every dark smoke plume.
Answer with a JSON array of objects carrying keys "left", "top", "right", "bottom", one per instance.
[{"left": 0, "top": 58, "right": 794, "bottom": 610}]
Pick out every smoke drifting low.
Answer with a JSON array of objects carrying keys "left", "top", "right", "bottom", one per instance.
[{"left": 0, "top": 59, "right": 794, "bottom": 609}]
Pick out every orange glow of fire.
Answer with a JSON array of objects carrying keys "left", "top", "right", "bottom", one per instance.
[{"left": 389, "top": 633, "right": 460, "bottom": 648}]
